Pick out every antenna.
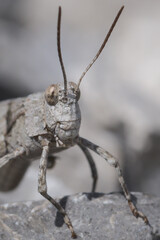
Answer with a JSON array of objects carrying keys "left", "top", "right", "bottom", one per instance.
[
  {"left": 76, "top": 6, "right": 124, "bottom": 91},
  {"left": 57, "top": 6, "right": 67, "bottom": 96}
]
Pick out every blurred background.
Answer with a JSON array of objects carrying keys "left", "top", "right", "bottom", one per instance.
[{"left": 0, "top": 0, "right": 160, "bottom": 202}]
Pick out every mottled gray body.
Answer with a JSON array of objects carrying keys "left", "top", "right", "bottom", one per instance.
[{"left": 0, "top": 82, "right": 81, "bottom": 191}]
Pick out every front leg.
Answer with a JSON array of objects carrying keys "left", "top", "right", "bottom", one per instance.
[
  {"left": 76, "top": 136, "right": 149, "bottom": 225},
  {"left": 38, "top": 141, "right": 77, "bottom": 239}
]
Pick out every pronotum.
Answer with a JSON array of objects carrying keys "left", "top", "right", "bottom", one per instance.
[{"left": 0, "top": 6, "right": 150, "bottom": 238}]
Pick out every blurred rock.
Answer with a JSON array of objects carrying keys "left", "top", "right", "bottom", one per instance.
[
  {"left": 0, "top": 192, "right": 159, "bottom": 240},
  {"left": 124, "top": 132, "right": 160, "bottom": 195},
  {"left": 0, "top": 75, "right": 30, "bottom": 100},
  {"left": 105, "top": 123, "right": 160, "bottom": 196}
]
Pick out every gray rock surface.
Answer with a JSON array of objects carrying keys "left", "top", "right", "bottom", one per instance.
[{"left": 0, "top": 192, "right": 159, "bottom": 240}]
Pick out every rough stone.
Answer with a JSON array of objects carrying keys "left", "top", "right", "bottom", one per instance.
[{"left": 0, "top": 192, "right": 160, "bottom": 240}]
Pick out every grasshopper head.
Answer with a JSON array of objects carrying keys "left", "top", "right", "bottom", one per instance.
[{"left": 44, "top": 82, "right": 81, "bottom": 146}]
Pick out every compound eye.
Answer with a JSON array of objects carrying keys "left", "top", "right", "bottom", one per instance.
[
  {"left": 45, "top": 84, "right": 59, "bottom": 105},
  {"left": 75, "top": 88, "right": 80, "bottom": 101},
  {"left": 69, "top": 82, "right": 80, "bottom": 101}
]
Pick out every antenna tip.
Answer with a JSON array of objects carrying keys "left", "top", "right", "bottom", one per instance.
[
  {"left": 120, "top": 5, "right": 125, "bottom": 12},
  {"left": 58, "top": 6, "right": 62, "bottom": 15}
]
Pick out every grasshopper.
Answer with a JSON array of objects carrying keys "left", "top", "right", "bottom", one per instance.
[{"left": 0, "top": 6, "right": 149, "bottom": 239}]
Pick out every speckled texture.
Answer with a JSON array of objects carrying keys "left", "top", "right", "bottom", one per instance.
[{"left": 0, "top": 192, "right": 159, "bottom": 240}]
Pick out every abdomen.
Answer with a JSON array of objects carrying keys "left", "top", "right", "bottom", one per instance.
[{"left": 0, "top": 97, "right": 30, "bottom": 191}]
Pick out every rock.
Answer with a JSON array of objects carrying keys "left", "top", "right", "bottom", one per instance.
[{"left": 0, "top": 192, "right": 159, "bottom": 240}]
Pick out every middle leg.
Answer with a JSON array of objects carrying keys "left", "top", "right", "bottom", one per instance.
[
  {"left": 76, "top": 136, "right": 149, "bottom": 225},
  {"left": 77, "top": 143, "right": 98, "bottom": 193}
]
